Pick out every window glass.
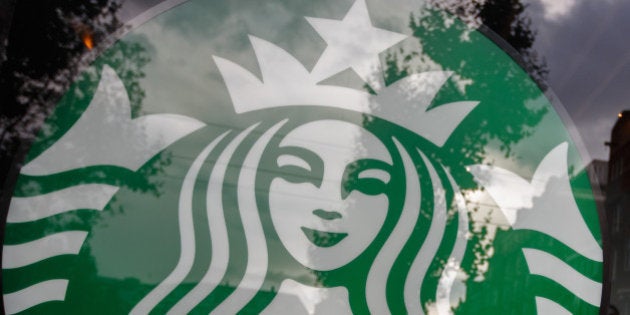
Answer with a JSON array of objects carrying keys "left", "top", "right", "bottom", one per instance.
[{"left": 1, "top": 0, "right": 627, "bottom": 314}]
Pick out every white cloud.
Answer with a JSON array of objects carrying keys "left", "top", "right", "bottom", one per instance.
[{"left": 537, "top": 0, "right": 577, "bottom": 20}]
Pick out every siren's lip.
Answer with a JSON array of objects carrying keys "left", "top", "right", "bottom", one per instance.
[
  {"left": 312, "top": 209, "right": 342, "bottom": 220},
  {"left": 300, "top": 226, "right": 348, "bottom": 248}
]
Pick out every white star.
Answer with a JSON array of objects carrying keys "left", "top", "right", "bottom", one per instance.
[{"left": 306, "top": 0, "right": 407, "bottom": 85}]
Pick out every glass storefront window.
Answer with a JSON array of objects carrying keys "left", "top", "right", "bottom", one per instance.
[{"left": 1, "top": 0, "right": 628, "bottom": 313}]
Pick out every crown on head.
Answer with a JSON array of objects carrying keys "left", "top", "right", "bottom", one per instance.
[{"left": 212, "top": 0, "right": 479, "bottom": 147}]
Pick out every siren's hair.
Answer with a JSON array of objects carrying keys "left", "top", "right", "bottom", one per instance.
[{"left": 131, "top": 118, "right": 468, "bottom": 314}]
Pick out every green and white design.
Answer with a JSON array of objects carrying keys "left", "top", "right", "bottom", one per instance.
[{"left": 3, "top": 0, "right": 602, "bottom": 314}]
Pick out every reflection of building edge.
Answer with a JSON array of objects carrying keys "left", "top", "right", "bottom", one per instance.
[
  {"left": 583, "top": 159, "right": 609, "bottom": 312},
  {"left": 585, "top": 160, "right": 607, "bottom": 211},
  {"left": 606, "top": 110, "right": 630, "bottom": 313}
]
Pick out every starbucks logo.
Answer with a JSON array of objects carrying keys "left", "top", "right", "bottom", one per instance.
[{"left": 3, "top": 0, "right": 602, "bottom": 314}]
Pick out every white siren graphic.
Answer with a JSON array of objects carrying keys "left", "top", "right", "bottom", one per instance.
[
  {"left": 133, "top": 0, "right": 479, "bottom": 314},
  {"left": 2, "top": 0, "right": 603, "bottom": 314},
  {"left": 469, "top": 142, "right": 603, "bottom": 313}
]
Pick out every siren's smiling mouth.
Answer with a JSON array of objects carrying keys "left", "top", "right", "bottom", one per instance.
[{"left": 300, "top": 227, "right": 348, "bottom": 247}]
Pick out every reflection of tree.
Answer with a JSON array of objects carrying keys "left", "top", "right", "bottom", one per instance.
[
  {"left": 405, "top": 4, "right": 547, "bottom": 173},
  {"left": 376, "top": 2, "right": 551, "bottom": 312},
  {"left": 1, "top": 2, "right": 124, "bottom": 312},
  {"left": 1, "top": 0, "right": 170, "bottom": 197},
  {"left": 0, "top": 2, "right": 171, "bottom": 313},
  {"left": 429, "top": 0, "right": 548, "bottom": 84},
  {"left": 377, "top": 2, "right": 548, "bottom": 185},
  {"left": 0, "top": 0, "right": 123, "bottom": 193}
]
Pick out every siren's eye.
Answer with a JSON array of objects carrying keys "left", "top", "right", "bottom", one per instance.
[
  {"left": 276, "top": 146, "right": 324, "bottom": 187},
  {"left": 342, "top": 159, "right": 392, "bottom": 197}
]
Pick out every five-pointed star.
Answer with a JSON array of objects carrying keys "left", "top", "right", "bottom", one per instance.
[{"left": 306, "top": 0, "right": 407, "bottom": 84}]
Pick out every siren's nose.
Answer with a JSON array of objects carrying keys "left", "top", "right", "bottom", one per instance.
[{"left": 312, "top": 209, "right": 343, "bottom": 220}]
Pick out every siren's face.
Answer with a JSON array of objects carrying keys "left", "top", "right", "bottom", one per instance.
[{"left": 269, "top": 120, "right": 392, "bottom": 271}]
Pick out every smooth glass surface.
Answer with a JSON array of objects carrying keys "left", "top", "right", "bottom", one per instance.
[{"left": 2, "top": 0, "right": 625, "bottom": 314}]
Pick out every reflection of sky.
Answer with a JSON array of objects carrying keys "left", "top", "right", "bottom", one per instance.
[
  {"left": 117, "top": 0, "right": 630, "bottom": 163},
  {"left": 109, "top": 0, "right": 594, "bottom": 264},
  {"left": 86, "top": 0, "right": 612, "bottom": 311},
  {"left": 531, "top": 0, "right": 577, "bottom": 20},
  {"left": 525, "top": 0, "right": 630, "bottom": 161},
  {"left": 117, "top": 0, "right": 368, "bottom": 127}
]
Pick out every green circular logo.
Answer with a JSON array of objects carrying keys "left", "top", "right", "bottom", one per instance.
[{"left": 4, "top": 1, "right": 602, "bottom": 314}]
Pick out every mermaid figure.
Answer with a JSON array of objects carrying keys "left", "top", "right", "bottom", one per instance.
[
  {"left": 130, "top": 105, "right": 470, "bottom": 314},
  {"left": 131, "top": 1, "right": 476, "bottom": 312}
]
